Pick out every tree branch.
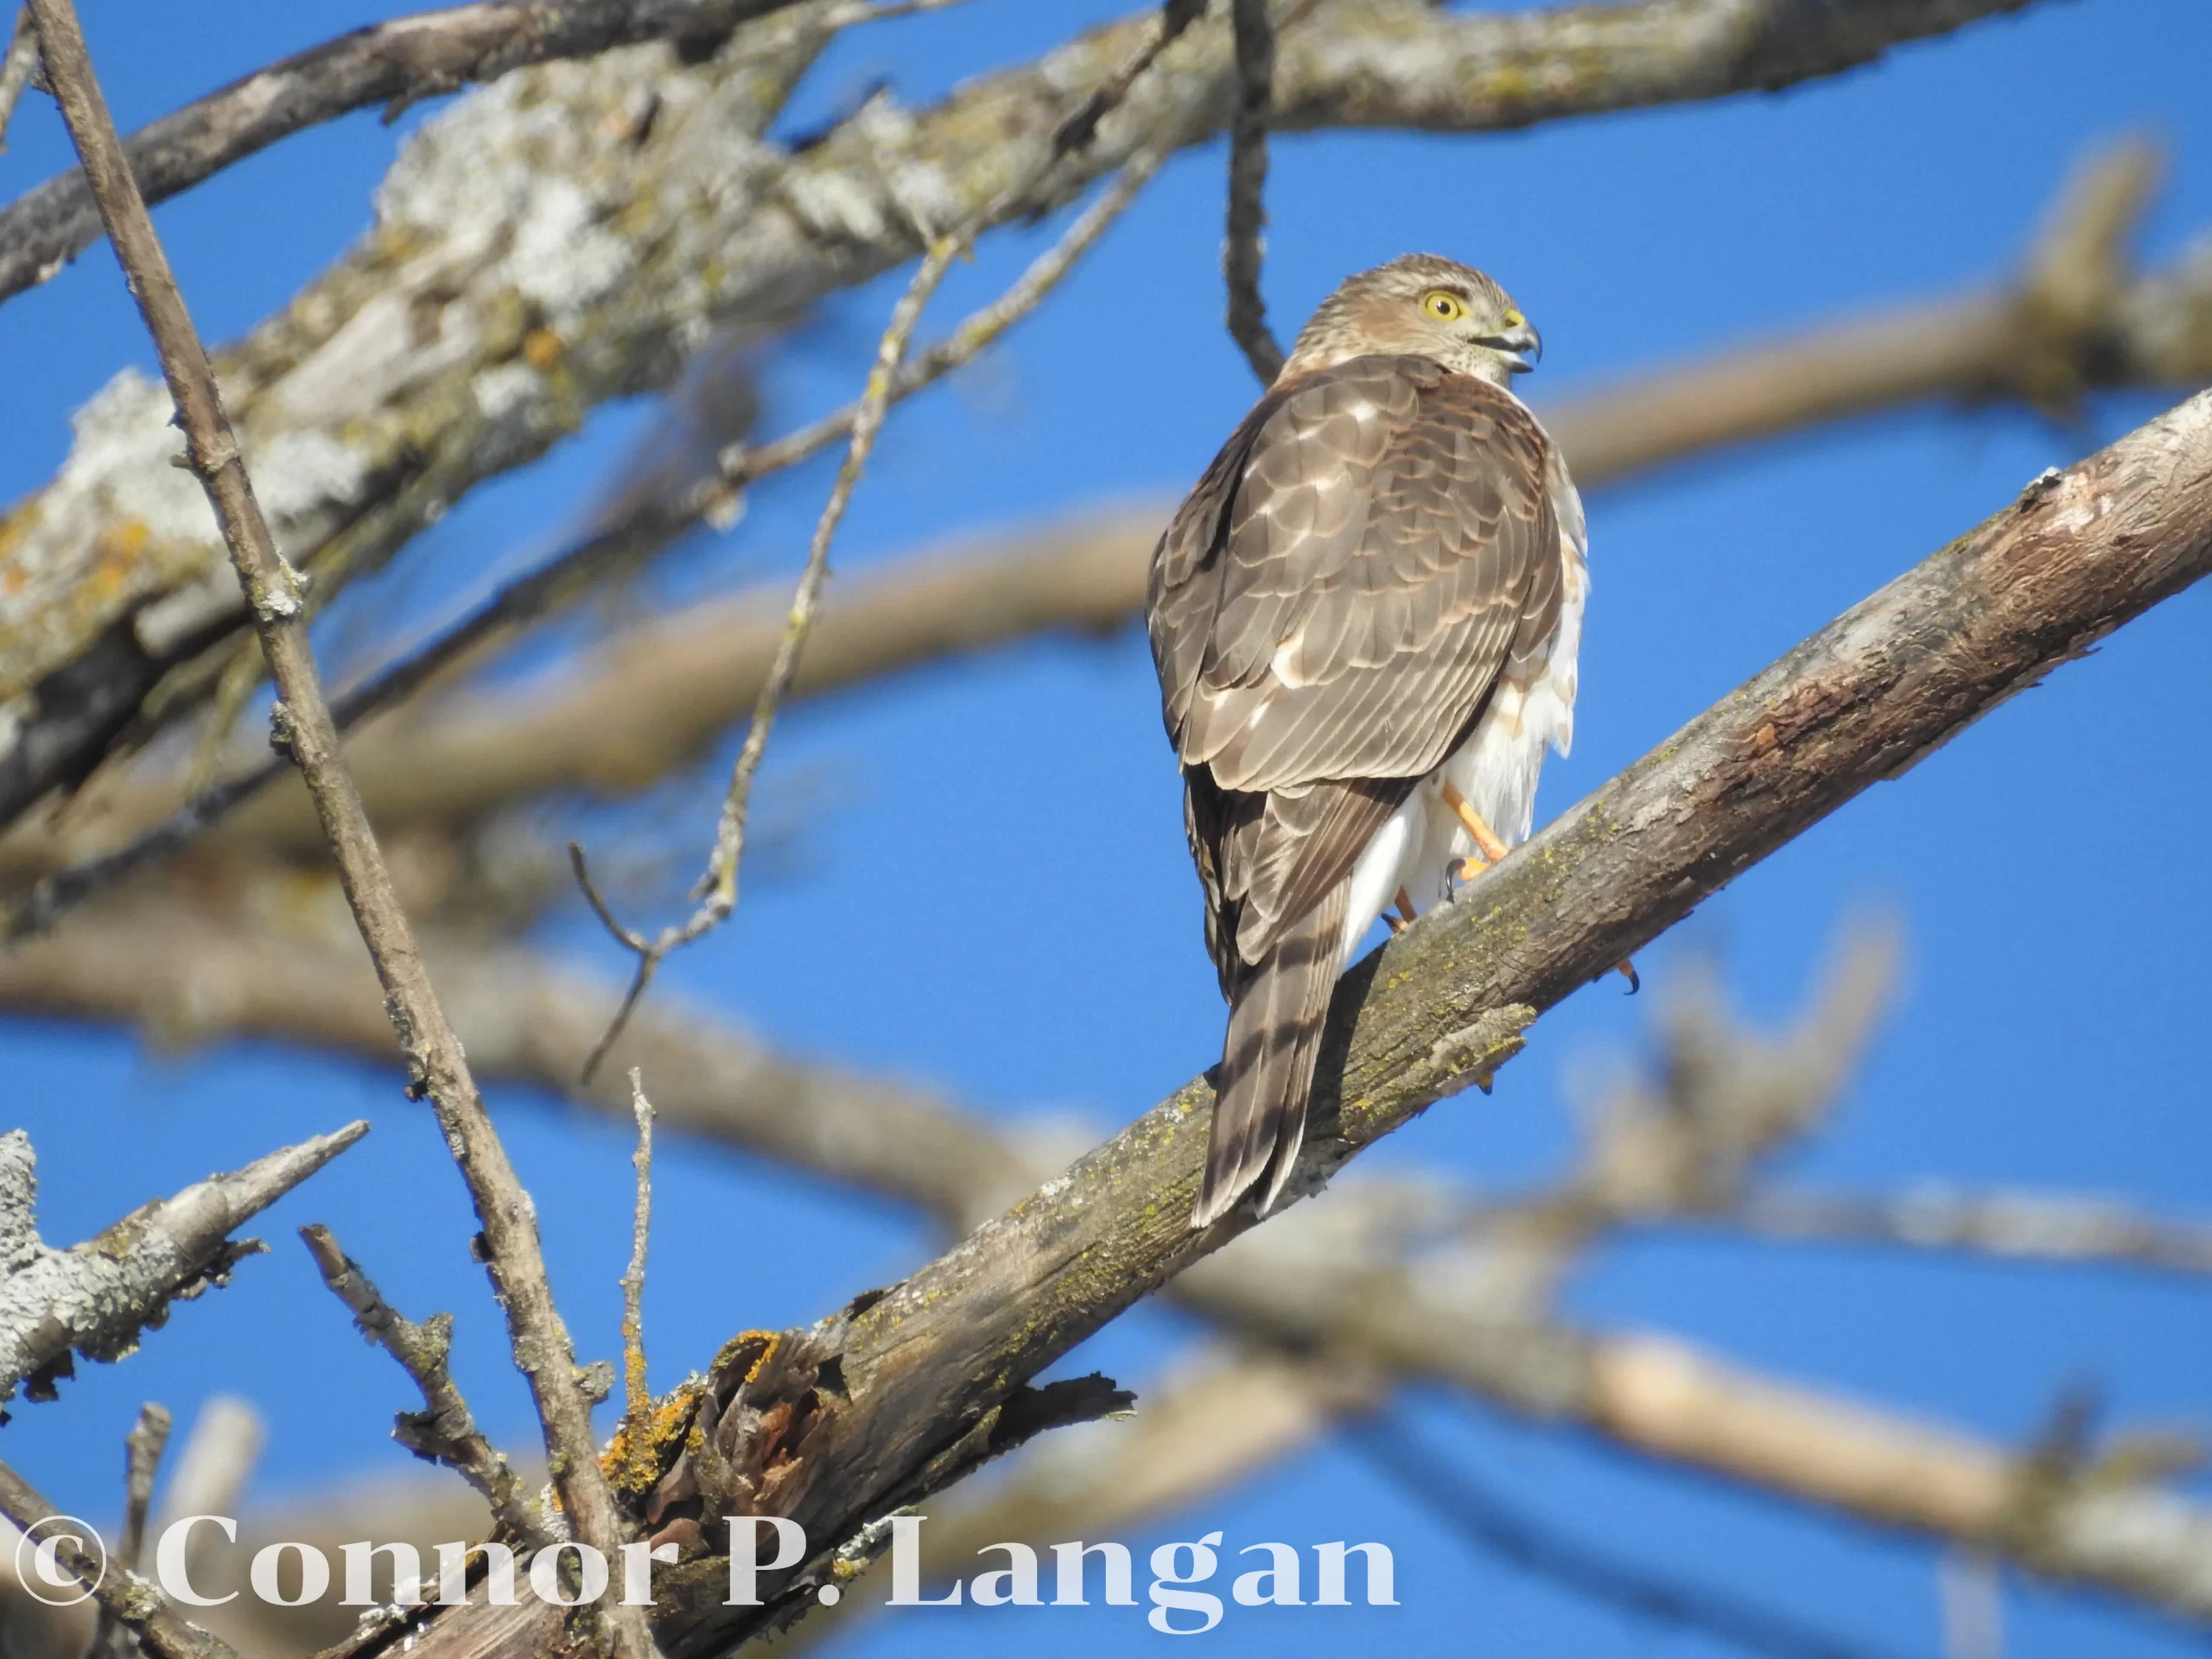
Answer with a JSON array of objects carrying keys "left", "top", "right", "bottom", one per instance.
[
  {"left": 1222, "top": 0, "right": 1283, "bottom": 383},
  {"left": 0, "top": 8, "right": 35, "bottom": 155},
  {"left": 0, "top": 1458, "right": 235, "bottom": 1659},
  {"left": 21, "top": 6, "right": 656, "bottom": 1655},
  {"left": 0, "top": 0, "right": 833, "bottom": 304},
  {"left": 0, "top": 1122, "right": 365, "bottom": 1411},
  {"left": 300, "top": 1223, "right": 552, "bottom": 1547}
]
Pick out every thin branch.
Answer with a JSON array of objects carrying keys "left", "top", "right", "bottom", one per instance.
[
  {"left": 571, "top": 231, "right": 965, "bottom": 1077},
  {"left": 1223, "top": 0, "right": 1283, "bottom": 383},
  {"left": 21, "top": 8, "right": 655, "bottom": 1656},
  {"left": 1047, "top": 0, "right": 1204, "bottom": 160},
  {"left": 572, "top": 144, "right": 1169, "bottom": 1074},
  {"left": 97, "top": 1402, "right": 175, "bottom": 1659},
  {"left": 299, "top": 1224, "right": 551, "bottom": 1548},
  {"left": 0, "top": 1122, "right": 366, "bottom": 1409},
  {"left": 1346, "top": 1409, "right": 1916, "bottom": 1659},
  {"left": 0, "top": 1456, "right": 236, "bottom": 1659},
  {"left": 0, "top": 8, "right": 35, "bottom": 153},
  {"left": 119, "top": 1403, "right": 172, "bottom": 1568},
  {"left": 616, "top": 1070, "right": 656, "bottom": 1490}
]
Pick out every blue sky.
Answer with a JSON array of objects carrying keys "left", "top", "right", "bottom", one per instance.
[{"left": 4, "top": 3, "right": 2212, "bottom": 1656}]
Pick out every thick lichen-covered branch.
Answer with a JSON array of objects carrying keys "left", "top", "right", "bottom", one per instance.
[
  {"left": 0, "top": 1123, "right": 365, "bottom": 1409},
  {"left": 0, "top": 0, "right": 2045, "bottom": 836}
]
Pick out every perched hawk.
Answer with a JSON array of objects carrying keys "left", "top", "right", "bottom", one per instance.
[{"left": 1147, "top": 254, "right": 1588, "bottom": 1228}]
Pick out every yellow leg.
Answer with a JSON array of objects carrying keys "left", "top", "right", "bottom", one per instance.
[
  {"left": 1440, "top": 784, "right": 1510, "bottom": 890},
  {"left": 1439, "top": 782, "right": 1510, "bottom": 865}
]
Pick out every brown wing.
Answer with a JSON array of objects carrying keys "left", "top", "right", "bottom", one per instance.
[{"left": 1148, "top": 354, "right": 1562, "bottom": 981}]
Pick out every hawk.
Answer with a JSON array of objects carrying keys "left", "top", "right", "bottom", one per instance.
[{"left": 1147, "top": 254, "right": 1588, "bottom": 1228}]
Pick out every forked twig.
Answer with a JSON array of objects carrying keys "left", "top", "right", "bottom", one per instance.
[
  {"left": 301, "top": 1224, "right": 552, "bottom": 1548},
  {"left": 570, "top": 140, "right": 1170, "bottom": 1079}
]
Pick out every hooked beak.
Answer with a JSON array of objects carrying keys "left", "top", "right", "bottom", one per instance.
[{"left": 1478, "top": 320, "right": 1541, "bottom": 374}]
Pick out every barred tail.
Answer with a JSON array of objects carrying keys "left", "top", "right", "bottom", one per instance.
[{"left": 1192, "top": 884, "right": 1350, "bottom": 1229}]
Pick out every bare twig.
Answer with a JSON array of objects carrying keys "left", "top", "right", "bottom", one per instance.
[
  {"left": 96, "top": 1402, "right": 175, "bottom": 1659},
  {"left": 0, "top": 8, "right": 35, "bottom": 153},
  {"left": 571, "top": 234, "right": 966, "bottom": 1076},
  {"left": 22, "top": 7, "right": 654, "bottom": 1655},
  {"left": 1223, "top": 0, "right": 1283, "bottom": 383},
  {"left": 709, "top": 148, "right": 1165, "bottom": 511},
  {"left": 1047, "top": 0, "right": 1205, "bottom": 159},
  {"left": 571, "top": 146, "right": 1168, "bottom": 1075},
  {"left": 1346, "top": 1410, "right": 1914, "bottom": 1659},
  {"left": 617, "top": 1070, "right": 655, "bottom": 1482},
  {"left": 0, "top": 1457, "right": 236, "bottom": 1659},
  {"left": 119, "top": 1404, "right": 172, "bottom": 1568},
  {"left": 0, "top": 1123, "right": 366, "bottom": 1409},
  {"left": 300, "top": 1224, "right": 550, "bottom": 1548}
]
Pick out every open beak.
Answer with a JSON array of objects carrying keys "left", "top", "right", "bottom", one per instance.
[{"left": 1478, "top": 320, "right": 1541, "bottom": 374}]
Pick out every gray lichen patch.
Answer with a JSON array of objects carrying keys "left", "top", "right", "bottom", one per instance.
[
  {"left": 0, "top": 1122, "right": 365, "bottom": 1409},
  {"left": 0, "top": 10, "right": 834, "bottom": 724}
]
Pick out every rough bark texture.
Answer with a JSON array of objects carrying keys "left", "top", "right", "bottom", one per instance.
[
  {"left": 0, "top": 1123, "right": 365, "bottom": 1409},
  {"left": 314, "top": 387, "right": 2212, "bottom": 1659},
  {"left": 0, "top": 0, "right": 2040, "bottom": 836}
]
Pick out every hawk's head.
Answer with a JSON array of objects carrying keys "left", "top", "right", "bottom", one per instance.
[{"left": 1281, "top": 254, "right": 1540, "bottom": 389}]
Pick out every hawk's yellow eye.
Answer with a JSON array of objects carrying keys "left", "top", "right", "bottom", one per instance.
[{"left": 1422, "top": 289, "right": 1466, "bottom": 322}]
